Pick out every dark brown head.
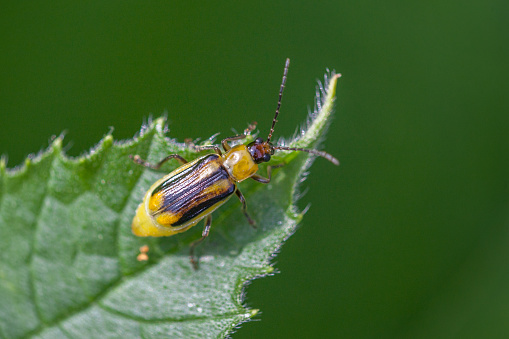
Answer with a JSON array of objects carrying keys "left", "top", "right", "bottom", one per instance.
[{"left": 247, "top": 137, "right": 274, "bottom": 164}]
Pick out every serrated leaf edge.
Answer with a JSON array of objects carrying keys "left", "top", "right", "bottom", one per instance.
[{"left": 229, "top": 70, "right": 340, "bottom": 335}]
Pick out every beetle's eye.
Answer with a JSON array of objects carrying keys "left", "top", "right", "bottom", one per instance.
[
  {"left": 255, "top": 137, "right": 264, "bottom": 143},
  {"left": 263, "top": 154, "right": 271, "bottom": 162}
]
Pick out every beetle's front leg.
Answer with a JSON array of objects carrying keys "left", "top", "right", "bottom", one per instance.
[
  {"left": 129, "top": 154, "right": 188, "bottom": 170},
  {"left": 192, "top": 145, "right": 223, "bottom": 156},
  {"left": 189, "top": 215, "right": 212, "bottom": 270},
  {"left": 184, "top": 138, "right": 223, "bottom": 156},
  {"left": 221, "top": 135, "right": 248, "bottom": 152},
  {"left": 250, "top": 163, "right": 285, "bottom": 183},
  {"left": 221, "top": 122, "right": 257, "bottom": 151},
  {"left": 235, "top": 189, "right": 256, "bottom": 228}
]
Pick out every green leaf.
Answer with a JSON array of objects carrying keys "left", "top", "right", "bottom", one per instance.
[{"left": 0, "top": 71, "right": 340, "bottom": 339}]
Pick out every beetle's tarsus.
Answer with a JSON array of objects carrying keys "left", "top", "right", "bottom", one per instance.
[
  {"left": 243, "top": 121, "right": 257, "bottom": 135},
  {"left": 190, "top": 256, "right": 199, "bottom": 270}
]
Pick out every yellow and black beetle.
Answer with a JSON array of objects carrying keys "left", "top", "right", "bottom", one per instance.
[{"left": 130, "top": 59, "right": 339, "bottom": 269}]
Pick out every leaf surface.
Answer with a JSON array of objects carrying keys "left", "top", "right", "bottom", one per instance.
[{"left": 0, "top": 72, "right": 340, "bottom": 339}]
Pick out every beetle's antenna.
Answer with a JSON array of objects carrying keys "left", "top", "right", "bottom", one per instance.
[
  {"left": 273, "top": 146, "right": 339, "bottom": 165},
  {"left": 267, "top": 58, "right": 290, "bottom": 143}
]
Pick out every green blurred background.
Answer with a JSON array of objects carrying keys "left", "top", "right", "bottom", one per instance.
[{"left": 1, "top": 1, "right": 508, "bottom": 338}]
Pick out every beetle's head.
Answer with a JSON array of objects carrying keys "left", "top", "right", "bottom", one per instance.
[{"left": 247, "top": 137, "right": 274, "bottom": 164}]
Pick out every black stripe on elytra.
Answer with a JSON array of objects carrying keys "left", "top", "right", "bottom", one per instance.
[
  {"left": 172, "top": 182, "right": 235, "bottom": 226},
  {"left": 151, "top": 154, "right": 219, "bottom": 196},
  {"left": 155, "top": 155, "right": 226, "bottom": 211},
  {"left": 165, "top": 169, "right": 231, "bottom": 212},
  {"left": 150, "top": 153, "right": 235, "bottom": 226}
]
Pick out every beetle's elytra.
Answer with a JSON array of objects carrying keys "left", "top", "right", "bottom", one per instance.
[{"left": 131, "top": 58, "right": 339, "bottom": 269}]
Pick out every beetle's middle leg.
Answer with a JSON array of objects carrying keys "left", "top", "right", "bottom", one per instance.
[
  {"left": 130, "top": 154, "right": 188, "bottom": 170},
  {"left": 189, "top": 215, "right": 212, "bottom": 270},
  {"left": 235, "top": 189, "right": 256, "bottom": 228}
]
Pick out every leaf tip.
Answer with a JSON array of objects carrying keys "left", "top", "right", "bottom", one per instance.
[
  {"left": 24, "top": 156, "right": 32, "bottom": 168},
  {"left": 0, "top": 157, "right": 6, "bottom": 178},
  {"left": 103, "top": 134, "right": 114, "bottom": 148},
  {"left": 154, "top": 117, "right": 167, "bottom": 131},
  {"left": 327, "top": 71, "right": 341, "bottom": 99},
  {"left": 51, "top": 135, "right": 63, "bottom": 152},
  {"left": 0, "top": 155, "right": 6, "bottom": 169},
  {"left": 249, "top": 309, "right": 259, "bottom": 317}
]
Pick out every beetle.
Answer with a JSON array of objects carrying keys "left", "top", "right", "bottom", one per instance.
[{"left": 130, "top": 58, "right": 339, "bottom": 269}]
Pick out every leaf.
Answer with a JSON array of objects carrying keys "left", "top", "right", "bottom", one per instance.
[{"left": 0, "top": 71, "right": 340, "bottom": 339}]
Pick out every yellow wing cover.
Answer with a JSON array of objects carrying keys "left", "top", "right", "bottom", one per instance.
[{"left": 132, "top": 154, "right": 236, "bottom": 237}]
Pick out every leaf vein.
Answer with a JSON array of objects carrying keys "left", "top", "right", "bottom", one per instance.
[{"left": 98, "top": 302, "right": 248, "bottom": 324}]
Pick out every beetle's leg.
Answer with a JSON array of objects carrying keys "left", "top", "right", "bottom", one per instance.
[
  {"left": 221, "top": 122, "right": 257, "bottom": 151},
  {"left": 250, "top": 163, "right": 285, "bottom": 183},
  {"left": 192, "top": 145, "right": 223, "bottom": 156},
  {"left": 189, "top": 215, "right": 212, "bottom": 270},
  {"left": 221, "top": 135, "right": 248, "bottom": 152},
  {"left": 130, "top": 154, "right": 188, "bottom": 170},
  {"left": 235, "top": 189, "right": 256, "bottom": 228}
]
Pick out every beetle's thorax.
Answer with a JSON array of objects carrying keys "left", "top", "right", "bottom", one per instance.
[{"left": 222, "top": 144, "right": 258, "bottom": 182}]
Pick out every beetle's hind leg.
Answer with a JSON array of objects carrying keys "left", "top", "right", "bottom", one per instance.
[
  {"left": 189, "top": 215, "right": 212, "bottom": 270},
  {"left": 130, "top": 154, "right": 188, "bottom": 170},
  {"left": 235, "top": 189, "right": 256, "bottom": 228}
]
